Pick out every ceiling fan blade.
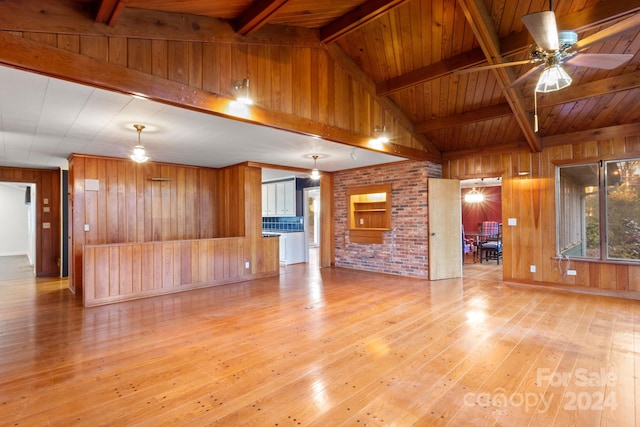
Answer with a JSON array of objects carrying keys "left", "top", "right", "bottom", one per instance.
[
  {"left": 507, "top": 63, "right": 545, "bottom": 88},
  {"left": 522, "top": 11, "right": 559, "bottom": 51},
  {"left": 568, "top": 13, "right": 640, "bottom": 53},
  {"left": 456, "top": 60, "right": 534, "bottom": 75},
  {"left": 564, "top": 53, "right": 634, "bottom": 69}
]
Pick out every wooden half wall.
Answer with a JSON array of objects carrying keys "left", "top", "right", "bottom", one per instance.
[
  {"left": 443, "top": 134, "right": 640, "bottom": 297},
  {"left": 69, "top": 155, "right": 277, "bottom": 296},
  {"left": 83, "top": 237, "right": 278, "bottom": 307},
  {"left": 0, "top": 166, "right": 60, "bottom": 277}
]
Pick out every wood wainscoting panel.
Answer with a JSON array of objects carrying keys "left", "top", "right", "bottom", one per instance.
[{"left": 83, "top": 237, "right": 278, "bottom": 307}]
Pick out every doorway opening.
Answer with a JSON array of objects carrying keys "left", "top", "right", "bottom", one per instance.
[
  {"left": 0, "top": 182, "right": 37, "bottom": 280},
  {"left": 304, "top": 187, "right": 320, "bottom": 264},
  {"left": 261, "top": 168, "right": 321, "bottom": 267},
  {"left": 460, "top": 177, "right": 502, "bottom": 280}
]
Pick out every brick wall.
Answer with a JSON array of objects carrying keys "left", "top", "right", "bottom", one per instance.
[{"left": 334, "top": 160, "right": 442, "bottom": 278}]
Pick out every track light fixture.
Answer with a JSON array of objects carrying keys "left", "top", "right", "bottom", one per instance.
[
  {"left": 369, "top": 126, "right": 389, "bottom": 149},
  {"left": 233, "top": 78, "right": 253, "bottom": 105}
]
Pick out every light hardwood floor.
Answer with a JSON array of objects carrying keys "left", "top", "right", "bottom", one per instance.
[{"left": 0, "top": 262, "right": 638, "bottom": 426}]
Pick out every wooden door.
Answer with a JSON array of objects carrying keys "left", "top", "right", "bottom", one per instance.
[{"left": 428, "top": 179, "right": 462, "bottom": 280}]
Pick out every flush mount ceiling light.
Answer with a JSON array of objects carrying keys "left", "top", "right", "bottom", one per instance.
[
  {"left": 129, "top": 124, "right": 149, "bottom": 163},
  {"left": 464, "top": 188, "right": 484, "bottom": 203},
  {"left": 233, "top": 78, "right": 253, "bottom": 105},
  {"left": 310, "top": 155, "right": 321, "bottom": 180}
]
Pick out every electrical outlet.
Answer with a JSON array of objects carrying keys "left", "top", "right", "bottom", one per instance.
[
  {"left": 530, "top": 265, "right": 536, "bottom": 273},
  {"left": 567, "top": 269, "right": 577, "bottom": 276},
  {"left": 245, "top": 261, "right": 250, "bottom": 269}
]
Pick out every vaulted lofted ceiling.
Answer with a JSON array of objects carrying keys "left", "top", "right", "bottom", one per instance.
[
  {"left": 2, "top": 0, "right": 640, "bottom": 169},
  {"left": 92, "top": 0, "right": 640, "bottom": 157}
]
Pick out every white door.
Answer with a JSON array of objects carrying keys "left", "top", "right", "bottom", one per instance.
[{"left": 428, "top": 178, "right": 462, "bottom": 280}]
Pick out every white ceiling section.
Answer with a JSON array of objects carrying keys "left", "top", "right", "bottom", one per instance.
[{"left": 0, "top": 65, "right": 404, "bottom": 172}]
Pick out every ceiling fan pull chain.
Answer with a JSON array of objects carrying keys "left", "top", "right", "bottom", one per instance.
[{"left": 534, "top": 90, "right": 539, "bottom": 133}]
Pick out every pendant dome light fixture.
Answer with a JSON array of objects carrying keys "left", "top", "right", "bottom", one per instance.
[
  {"left": 129, "top": 124, "right": 149, "bottom": 163},
  {"left": 310, "top": 155, "right": 321, "bottom": 180}
]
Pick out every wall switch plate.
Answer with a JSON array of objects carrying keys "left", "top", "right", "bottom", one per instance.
[
  {"left": 245, "top": 261, "right": 250, "bottom": 269},
  {"left": 360, "top": 218, "right": 364, "bottom": 225},
  {"left": 530, "top": 265, "right": 536, "bottom": 273},
  {"left": 84, "top": 224, "right": 90, "bottom": 232},
  {"left": 567, "top": 270, "right": 577, "bottom": 276},
  {"left": 42, "top": 222, "right": 50, "bottom": 229},
  {"left": 508, "top": 218, "right": 517, "bottom": 226}
]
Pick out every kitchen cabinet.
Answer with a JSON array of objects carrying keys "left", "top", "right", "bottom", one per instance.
[
  {"left": 262, "top": 179, "right": 295, "bottom": 216},
  {"left": 279, "top": 232, "right": 305, "bottom": 264}
]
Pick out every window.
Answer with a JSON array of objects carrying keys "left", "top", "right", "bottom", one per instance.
[{"left": 557, "top": 159, "right": 640, "bottom": 261}]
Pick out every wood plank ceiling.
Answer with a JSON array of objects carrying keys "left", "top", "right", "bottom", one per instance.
[{"left": 95, "top": 0, "right": 640, "bottom": 159}]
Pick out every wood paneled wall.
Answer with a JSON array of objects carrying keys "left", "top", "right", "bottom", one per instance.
[
  {"left": 83, "top": 237, "right": 278, "bottom": 307},
  {"left": 0, "top": 17, "right": 428, "bottom": 158},
  {"left": 216, "top": 165, "right": 247, "bottom": 238},
  {"left": 0, "top": 166, "right": 60, "bottom": 277},
  {"left": 443, "top": 136, "right": 640, "bottom": 297},
  {"left": 69, "top": 155, "right": 274, "bottom": 295}
]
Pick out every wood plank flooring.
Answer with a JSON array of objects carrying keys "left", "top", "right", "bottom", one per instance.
[{"left": 0, "top": 263, "right": 638, "bottom": 426}]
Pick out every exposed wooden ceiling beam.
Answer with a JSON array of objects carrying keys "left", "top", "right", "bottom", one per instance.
[
  {"left": 95, "top": 0, "right": 119, "bottom": 24},
  {"left": 234, "top": 0, "right": 291, "bottom": 36},
  {"left": 320, "top": 0, "right": 408, "bottom": 43},
  {"left": 376, "top": 1, "right": 640, "bottom": 96},
  {"left": 416, "top": 71, "right": 640, "bottom": 133},
  {"left": 377, "top": 49, "right": 488, "bottom": 96},
  {"left": 416, "top": 69, "right": 640, "bottom": 132},
  {"left": 542, "top": 122, "right": 640, "bottom": 147},
  {"left": 415, "top": 104, "right": 513, "bottom": 133},
  {"left": 442, "top": 142, "right": 530, "bottom": 162},
  {"left": 531, "top": 70, "right": 640, "bottom": 110},
  {"left": 458, "top": 0, "right": 540, "bottom": 152},
  {"left": 0, "top": 1, "right": 323, "bottom": 48},
  {"left": 0, "top": 31, "right": 433, "bottom": 162}
]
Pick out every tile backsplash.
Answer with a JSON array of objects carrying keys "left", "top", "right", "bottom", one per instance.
[{"left": 262, "top": 216, "right": 304, "bottom": 231}]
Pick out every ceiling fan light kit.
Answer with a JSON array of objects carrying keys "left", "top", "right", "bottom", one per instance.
[
  {"left": 536, "top": 64, "right": 572, "bottom": 93},
  {"left": 460, "top": 3, "right": 635, "bottom": 132}
]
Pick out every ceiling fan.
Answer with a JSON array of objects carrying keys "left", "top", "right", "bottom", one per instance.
[{"left": 460, "top": 5, "right": 636, "bottom": 93}]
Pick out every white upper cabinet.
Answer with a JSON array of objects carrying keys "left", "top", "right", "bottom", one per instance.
[{"left": 262, "top": 179, "right": 296, "bottom": 217}]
